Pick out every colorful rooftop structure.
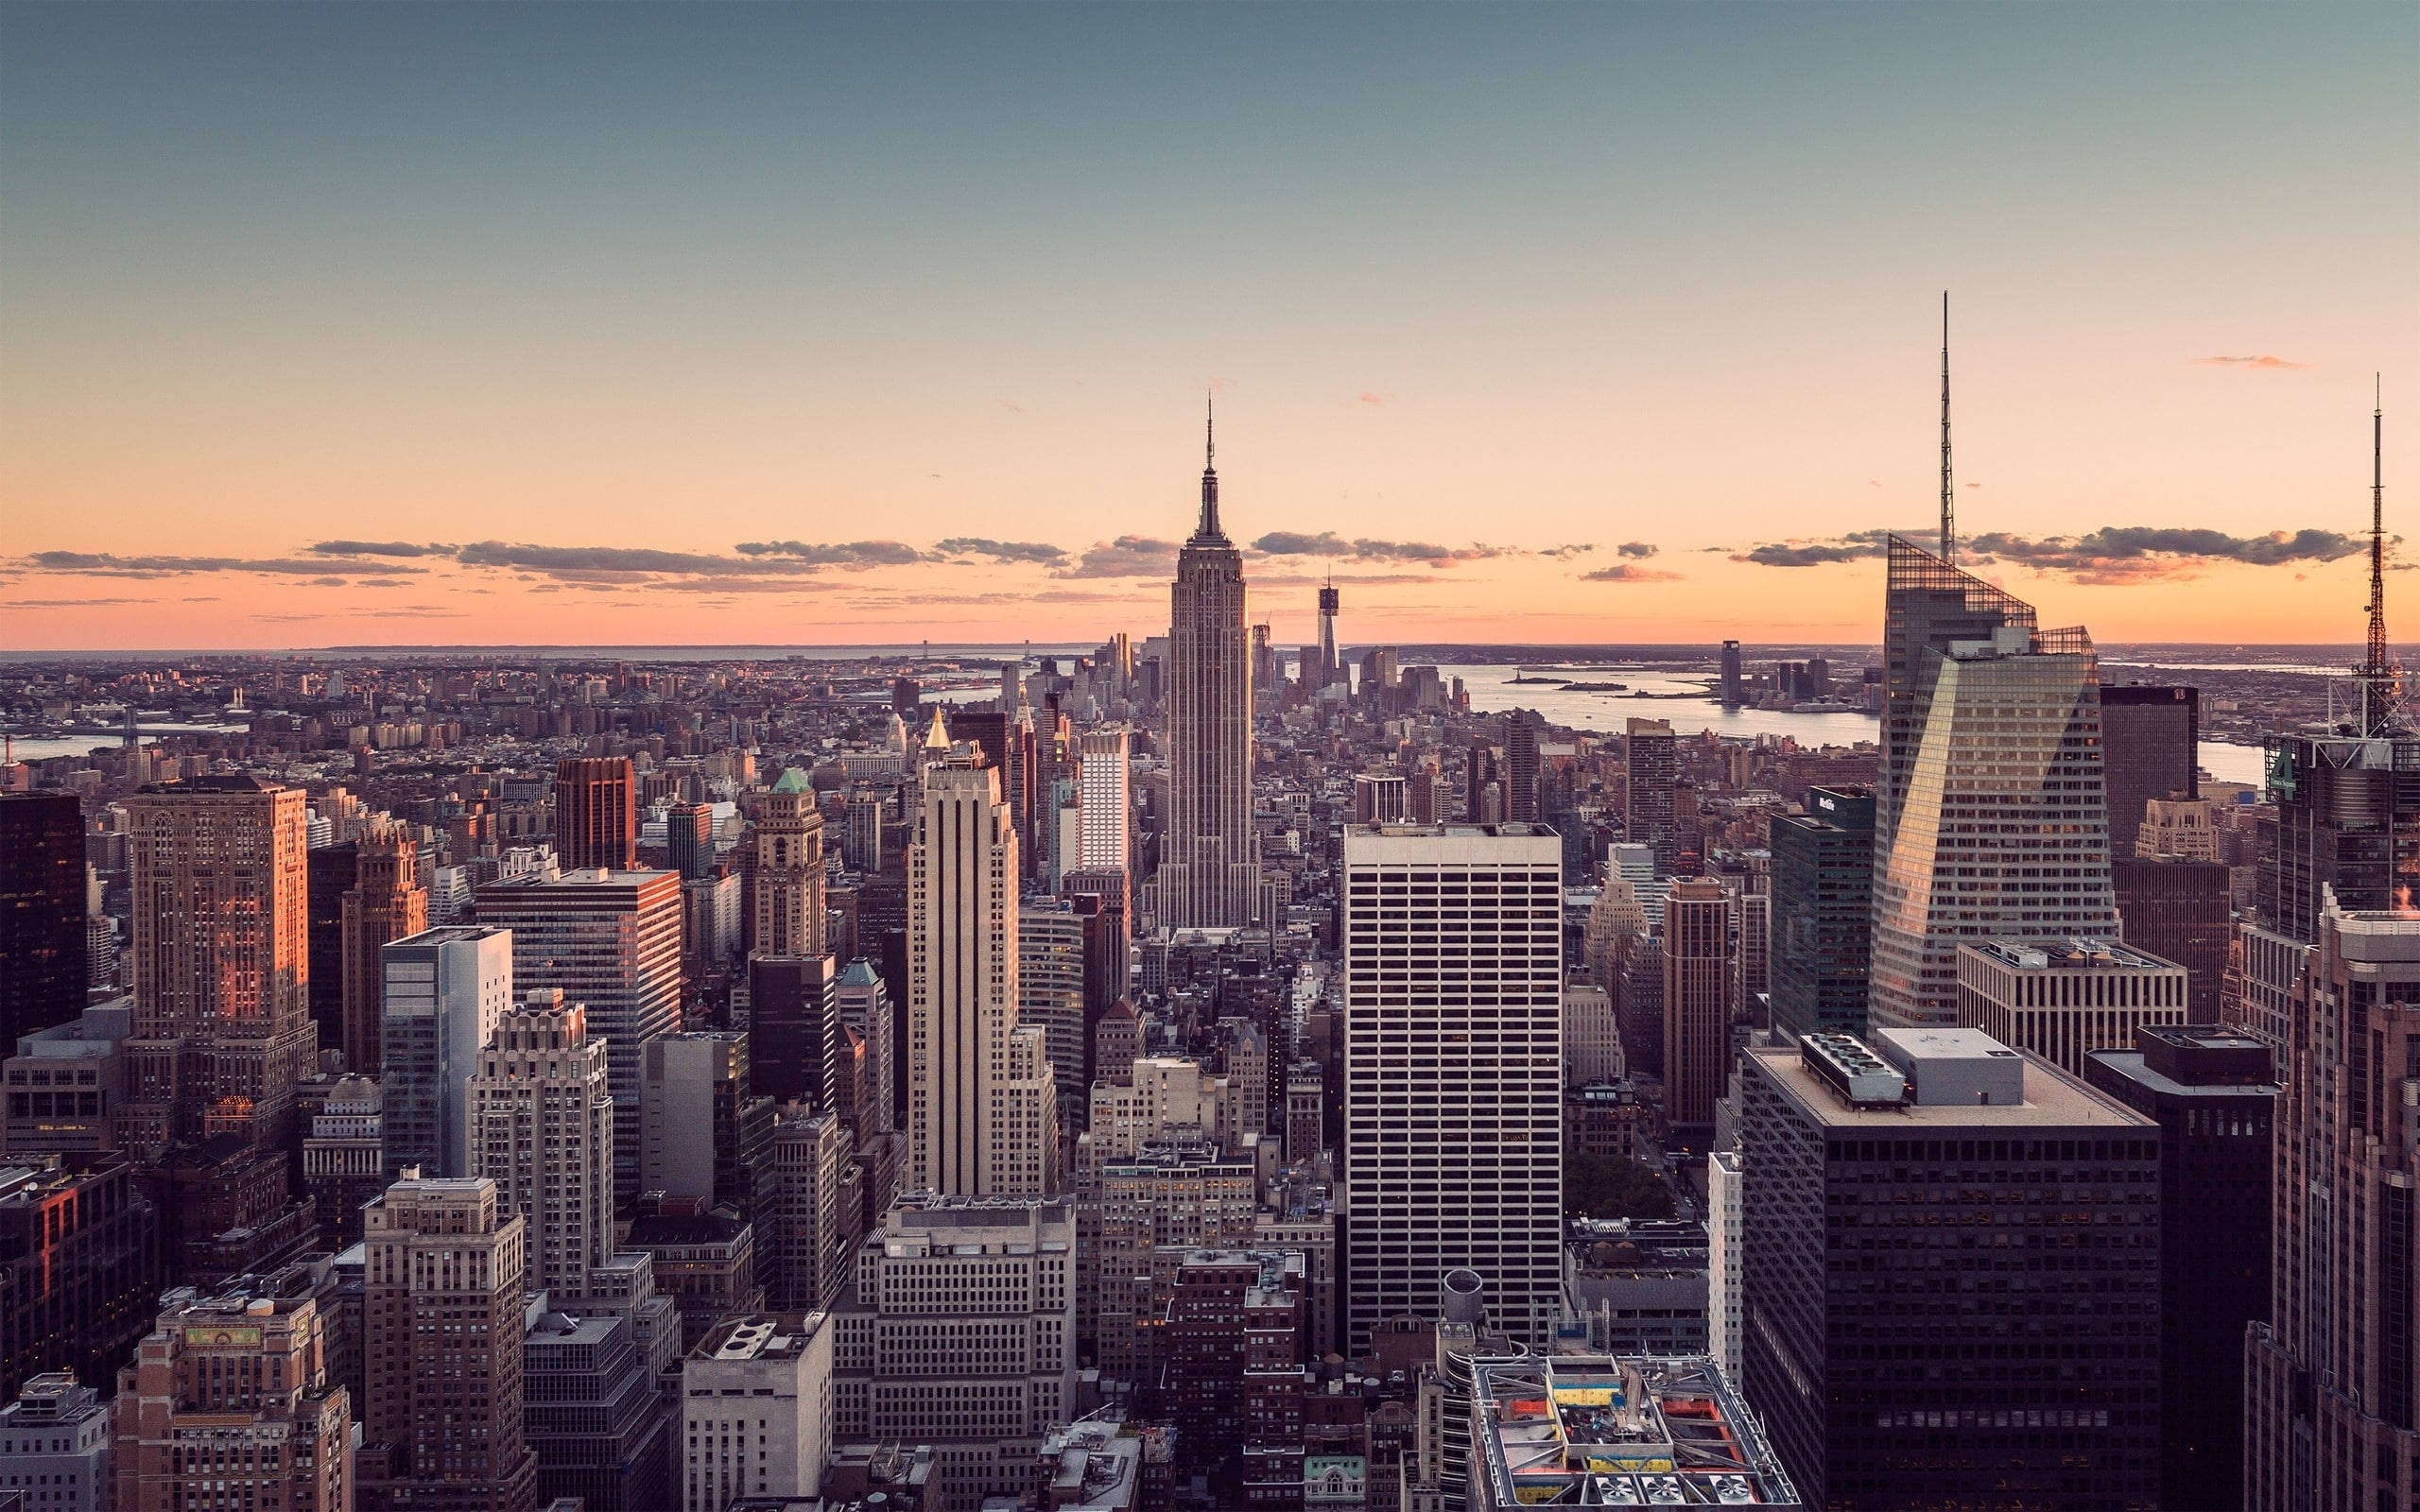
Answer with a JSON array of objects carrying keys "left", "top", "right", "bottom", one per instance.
[{"left": 1467, "top": 1354, "right": 1798, "bottom": 1508}]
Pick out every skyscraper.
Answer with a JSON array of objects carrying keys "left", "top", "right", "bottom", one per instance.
[
  {"left": 1317, "top": 576, "right": 1340, "bottom": 690},
  {"left": 1340, "top": 822, "right": 1563, "bottom": 1354},
  {"left": 1622, "top": 719, "right": 1677, "bottom": 877},
  {"left": 1660, "top": 877, "right": 1731, "bottom": 1138},
  {"left": 1075, "top": 726, "right": 1132, "bottom": 873},
  {"left": 358, "top": 1176, "right": 539, "bottom": 1512},
  {"left": 1769, "top": 785, "right": 1874, "bottom": 1043},
  {"left": 378, "top": 923, "right": 513, "bottom": 1179},
  {"left": 304, "top": 841, "right": 357, "bottom": 1054},
  {"left": 640, "top": 1031, "right": 777, "bottom": 1224},
  {"left": 1503, "top": 713, "right": 1541, "bottom": 824},
  {"left": 475, "top": 868, "right": 683, "bottom": 1211},
  {"left": 2099, "top": 685, "right": 2199, "bottom": 855},
  {"left": 340, "top": 830, "right": 427, "bottom": 1075},
  {"left": 120, "top": 774, "right": 315, "bottom": 1154},
  {"left": 906, "top": 763, "right": 1058, "bottom": 1196},
  {"left": 1870, "top": 545, "right": 2119, "bottom": 1028},
  {"left": 0, "top": 792, "right": 86, "bottom": 1051},
  {"left": 666, "top": 799, "right": 715, "bottom": 881},
  {"left": 1160, "top": 407, "right": 1261, "bottom": 928},
  {"left": 469, "top": 989, "right": 614, "bottom": 1297},
  {"left": 1720, "top": 640, "right": 1745, "bottom": 706},
  {"left": 552, "top": 757, "right": 636, "bottom": 871},
  {"left": 752, "top": 767, "right": 826, "bottom": 957}
]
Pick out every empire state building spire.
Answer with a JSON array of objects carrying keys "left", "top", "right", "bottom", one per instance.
[{"left": 1196, "top": 390, "right": 1224, "bottom": 541}]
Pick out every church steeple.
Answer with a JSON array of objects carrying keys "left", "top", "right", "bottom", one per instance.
[{"left": 1196, "top": 390, "right": 1223, "bottom": 541}]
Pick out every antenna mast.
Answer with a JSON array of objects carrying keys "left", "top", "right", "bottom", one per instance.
[
  {"left": 2365, "top": 375, "right": 2398, "bottom": 735},
  {"left": 1939, "top": 292, "right": 1955, "bottom": 563}
]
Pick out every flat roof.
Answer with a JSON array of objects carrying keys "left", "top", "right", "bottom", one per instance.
[
  {"left": 2083, "top": 1051, "right": 2282, "bottom": 1102},
  {"left": 1746, "top": 1046, "right": 2153, "bottom": 1131},
  {"left": 1469, "top": 1355, "right": 1797, "bottom": 1508},
  {"left": 1962, "top": 938, "right": 2180, "bottom": 972}
]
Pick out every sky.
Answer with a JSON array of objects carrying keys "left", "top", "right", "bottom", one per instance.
[{"left": 2, "top": 3, "right": 2414, "bottom": 650}]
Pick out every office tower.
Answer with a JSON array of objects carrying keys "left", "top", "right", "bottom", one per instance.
[
  {"left": 747, "top": 952, "right": 838, "bottom": 1111},
  {"left": 2, "top": 999, "right": 129, "bottom": 1158},
  {"left": 1464, "top": 1355, "right": 1798, "bottom": 1509},
  {"left": 341, "top": 831, "right": 428, "bottom": 1074},
  {"left": 1252, "top": 621, "right": 1278, "bottom": 692},
  {"left": 1, "top": 1373, "right": 109, "bottom": 1512},
  {"left": 0, "top": 794, "right": 86, "bottom": 1054},
  {"left": 305, "top": 841, "right": 357, "bottom": 1053},
  {"left": 553, "top": 756, "right": 636, "bottom": 870},
  {"left": 1504, "top": 714, "right": 1541, "bottom": 824},
  {"left": 766, "top": 1108, "right": 853, "bottom": 1311},
  {"left": 120, "top": 775, "right": 315, "bottom": 1154},
  {"left": 1954, "top": 938, "right": 2187, "bottom": 1076},
  {"left": 2083, "top": 1026, "right": 2275, "bottom": 1512},
  {"left": 1733, "top": 888, "right": 1771, "bottom": 1016},
  {"left": 2246, "top": 891, "right": 2420, "bottom": 1510},
  {"left": 2257, "top": 727, "right": 2420, "bottom": 944},
  {"left": 1318, "top": 578, "right": 1341, "bottom": 688},
  {"left": 844, "top": 785, "right": 886, "bottom": 872},
  {"left": 666, "top": 799, "right": 715, "bottom": 881},
  {"left": 1161, "top": 411, "right": 1261, "bottom": 929},
  {"left": 475, "top": 867, "right": 682, "bottom": 1211},
  {"left": 834, "top": 958, "right": 894, "bottom": 1136},
  {"left": 1618, "top": 936, "right": 1666, "bottom": 1079},
  {"left": 753, "top": 768, "right": 827, "bottom": 957},
  {"left": 1018, "top": 897, "right": 1088, "bottom": 1124},
  {"left": 522, "top": 1309, "right": 670, "bottom": 1512},
  {"left": 378, "top": 923, "right": 512, "bottom": 1180},
  {"left": 2099, "top": 685, "right": 2199, "bottom": 856},
  {"left": 906, "top": 763, "right": 1059, "bottom": 1196},
  {"left": 832, "top": 1196, "right": 1077, "bottom": 1509},
  {"left": 640, "top": 1032, "right": 777, "bottom": 1221},
  {"left": 112, "top": 1281, "right": 353, "bottom": 1512},
  {"left": 0, "top": 1154, "right": 160, "bottom": 1402},
  {"left": 1739, "top": 1028, "right": 2160, "bottom": 1509},
  {"left": 1340, "top": 823, "right": 1563, "bottom": 1354},
  {"left": 358, "top": 1176, "right": 538, "bottom": 1512},
  {"left": 469, "top": 991, "right": 613, "bottom": 1297},
  {"left": 1720, "top": 640, "right": 1745, "bottom": 706},
  {"left": 2112, "top": 853, "right": 2230, "bottom": 1018},
  {"left": 302, "top": 1074, "right": 385, "bottom": 1246},
  {"left": 1562, "top": 983, "right": 1618, "bottom": 1086},
  {"left": 1352, "top": 772, "right": 1408, "bottom": 824},
  {"left": 999, "top": 659, "right": 1026, "bottom": 711},
  {"left": 1076, "top": 727, "right": 1132, "bottom": 872},
  {"left": 1661, "top": 878, "right": 1732, "bottom": 1138},
  {"left": 1623, "top": 719, "right": 1678, "bottom": 877},
  {"left": 1869, "top": 566, "right": 2120, "bottom": 1028},
  {"left": 682, "top": 1314, "right": 836, "bottom": 1512},
  {"left": 1705, "top": 1148, "right": 1744, "bottom": 1385}
]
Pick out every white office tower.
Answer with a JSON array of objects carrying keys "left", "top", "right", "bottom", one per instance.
[
  {"left": 1869, "top": 618, "right": 2119, "bottom": 1028},
  {"left": 907, "top": 763, "right": 1059, "bottom": 1196},
  {"left": 1705, "top": 1148, "right": 1744, "bottom": 1385},
  {"left": 468, "top": 988, "right": 614, "bottom": 1297},
  {"left": 1075, "top": 727, "right": 1132, "bottom": 872},
  {"left": 378, "top": 924, "right": 513, "bottom": 1179},
  {"left": 834, "top": 1195, "right": 1077, "bottom": 1509},
  {"left": 681, "top": 1313, "right": 835, "bottom": 1512},
  {"left": 1340, "top": 823, "right": 1564, "bottom": 1354},
  {"left": 1607, "top": 843, "right": 1667, "bottom": 926}
]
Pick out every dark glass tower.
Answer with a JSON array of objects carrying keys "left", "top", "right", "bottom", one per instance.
[
  {"left": 304, "top": 841, "right": 357, "bottom": 1054},
  {"left": 0, "top": 792, "right": 88, "bottom": 1048},
  {"left": 2100, "top": 685, "right": 2199, "bottom": 854},
  {"left": 1769, "top": 785, "right": 1874, "bottom": 1042}
]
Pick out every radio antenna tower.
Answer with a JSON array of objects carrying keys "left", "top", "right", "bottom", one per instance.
[
  {"left": 2363, "top": 375, "right": 2400, "bottom": 735},
  {"left": 1939, "top": 292, "right": 1955, "bottom": 563}
]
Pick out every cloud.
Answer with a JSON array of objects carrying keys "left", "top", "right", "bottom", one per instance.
[
  {"left": 2195, "top": 354, "right": 2311, "bottom": 370},
  {"left": 456, "top": 542, "right": 837, "bottom": 581},
  {"left": 1581, "top": 564, "right": 1682, "bottom": 583},
  {"left": 1253, "top": 571, "right": 1438, "bottom": 587},
  {"left": 22, "top": 552, "right": 429, "bottom": 578},
  {"left": 1964, "top": 526, "right": 2364, "bottom": 582},
  {"left": 308, "top": 540, "right": 450, "bottom": 558},
  {"left": 1054, "top": 536, "right": 1183, "bottom": 578},
  {"left": 357, "top": 579, "right": 409, "bottom": 589},
  {"left": 932, "top": 538, "right": 1069, "bottom": 565},
  {"left": 1357, "top": 392, "right": 1384, "bottom": 405},
  {"left": 308, "top": 576, "right": 349, "bottom": 587},
  {"left": 728, "top": 541, "right": 929, "bottom": 567},
  {"left": 9, "top": 596, "right": 140, "bottom": 608},
  {"left": 1616, "top": 541, "right": 1658, "bottom": 558},
  {"left": 1249, "top": 531, "right": 1512, "bottom": 565},
  {"left": 1541, "top": 543, "right": 1594, "bottom": 559}
]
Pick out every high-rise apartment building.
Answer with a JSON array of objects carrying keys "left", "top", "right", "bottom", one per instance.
[
  {"left": 681, "top": 1313, "right": 836, "bottom": 1512},
  {"left": 752, "top": 768, "right": 826, "bottom": 957},
  {"left": 476, "top": 867, "right": 683, "bottom": 1211},
  {"left": 1340, "top": 823, "right": 1563, "bottom": 1354},
  {"left": 1719, "top": 640, "right": 1745, "bottom": 705},
  {"left": 2099, "top": 685, "right": 2199, "bottom": 857},
  {"left": 121, "top": 775, "right": 315, "bottom": 1154},
  {"left": 552, "top": 757, "right": 636, "bottom": 871},
  {"left": 906, "top": 763, "right": 1059, "bottom": 1197},
  {"left": 469, "top": 990, "right": 614, "bottom": 1297},
  {"left": 2083, "top": 1025, "right": 2275, "bottom": 1512},
  {"left": 112, "top": 1280, "right": 353, "bottom": 1512},
  {"left": 1869, "top": 557, "right": 2119, "bottom": 1028},
  {"left": 1955, "top": 937, "right": 2188, "bottom": 1076},
  {"left": 358, "top": 1176, "right": 538, "bottom": 1512},
  {"left": 1504, "top": 714, "right": 1541, "bottom": 824},
  {"left": 0, "top": 793, "right": 86, "bottom": 1052},
  {"left": 1160, "top": 417, "right": 1261, "bottom": 929},
  {"left": 341, "top": 831, "right": 428, "bottom": 1074},
  {"left": 1661, "top": 878, "right": 1731, "bottom": 1138},
  {"left": 1769, "top": 786, "right": 1874, "bottom": 1043},
  {"left": 1740, "top": 1027, "right": 2160, "bottom": 1509},
  {"left": 379, "top": 924, "right": 513, "bottom": 1179},
  {"left": 1074, "top": 729, "right": 1131, "bottom": 874},
  {"left": 1623, "top": 719, "right": 1678, "bottom": 877}
]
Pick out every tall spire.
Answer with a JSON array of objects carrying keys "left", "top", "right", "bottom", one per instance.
[
  {"left": 1196, "top": 389, "right": 1222, "bottom": 539},
  {"left": 1939, "top": 292, "right": 1955, "bottom": 564},
  {"left": 2364, "top": 375, "right": 2399, "bottom": 734}
]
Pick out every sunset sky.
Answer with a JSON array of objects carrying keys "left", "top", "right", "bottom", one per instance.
[{"left": 3, "top": 3, "right": 2414, "bottom": 650}]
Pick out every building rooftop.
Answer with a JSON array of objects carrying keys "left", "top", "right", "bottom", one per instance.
[
  {"left": 1468, "top": 1354, "right": 1798, "bottom": 1508},
  {"left": 1037, "top": 1418, "right": 1145, "bottom": 1509},
  {"left": 1963, "top": 938, "right": 2180, "bottom": 972},
  {"left": 688, "top": 1312, "right": 827, "bottom": 1364},
  {"left": 1748, "top": 1041, "right": 2152, "bottom": 1131}
]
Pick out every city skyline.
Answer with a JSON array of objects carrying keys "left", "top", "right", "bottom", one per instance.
[{"left": 2, "top": 4, "right": 2414, "bottom": 650}]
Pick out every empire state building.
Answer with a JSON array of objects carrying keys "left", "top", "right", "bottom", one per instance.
[{"left": 1160, "top": 406, "right": 1261, "bottom": 928}]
